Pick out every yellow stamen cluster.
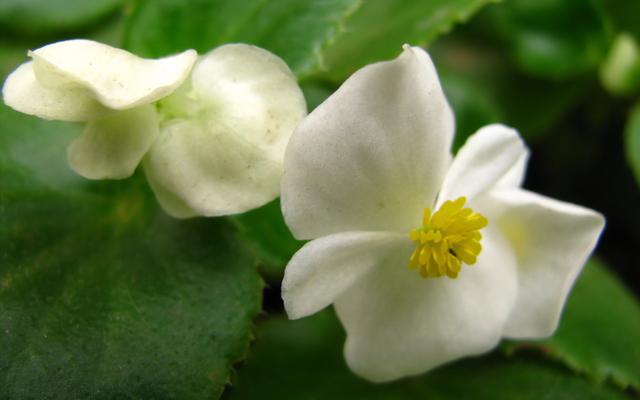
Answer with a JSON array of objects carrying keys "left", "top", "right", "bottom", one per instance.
[{"left": 409, "top": 197, "right": 488, "bottom": 279}]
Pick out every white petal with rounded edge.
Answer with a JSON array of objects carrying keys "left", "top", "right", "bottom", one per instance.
[
  {"left": 30, "top": 39, "right": 197, "bottom": 110},
  {"left": 438, "top": 124, "right": 527, "bottom": 206},
  {"left": 190, "top": 44, "right": 306, "bottom": 158},
  {"left": 282, "top": 45, "right": 454, "bottom": 240},
  {"left": 144, "top": 160, "right": 199, "bottom": 219},
  {"left": 495, "top": 149, "right": 529, "bottom": 189},
  {"left": 67, "top": 105, "right": 159, "bottom": 180},
  {"left": 479, "top": 188, "right": 605, "bottom": 339},
  {"left": 282, "top": 231, "right": 410, "bottom": 320},
  {"left": 145, "top": 44, "right": 306, "bottom": 218},
  {"left": 334, "top": 227, "right": 518, "bottom": 382},
  {"left": 144, "top": 119, "right": 281, "bottom": 217},
  {"left": 2, "top": 61, "right": 109, "bottom": 121}
]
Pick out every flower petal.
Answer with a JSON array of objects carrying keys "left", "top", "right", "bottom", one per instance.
[
  {"left": 480, "top": 188, "right": 605, "bottom": 338},
  {"left": 281, "top": 45, "right": 454, "bottom": 240},
  {"left": 145, "top": 44, "right": 306, "bottom": 217},
  {"left": 144, "top": 160, "right": 199, "bottom": 219},
  {"left": 67, "top": 105, "right": 159, "bottom": 180},
  {"left": 30, "top": 39, "right": 197, "bottom": 110},
  {"left": 334, "top": 227, "right": 517, "bottom": 382},
  {"left": 495, "top": 148, "right": 529, "bottom": 189},
  {"left": 282, "top": 231, "right": 410, "bottom": 320},
  {"left": 144, "top": 119, "right": 281, "bottom": 217},
  {"left": 2, "top": 61, "right": 109, "bottom": 121},
  {"left": 438, "top": 124, "right": 527, "bottom": 205},
  {"left": 189, "top": 44, "right": 306, "bottom": 159}
]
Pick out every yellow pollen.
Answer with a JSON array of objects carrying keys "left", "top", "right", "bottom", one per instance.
[{"left": 408, "top": 197, "right": 488, "bottom": 279}]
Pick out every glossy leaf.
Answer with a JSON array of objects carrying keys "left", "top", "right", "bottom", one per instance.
[
  {"left": 230, "top": 200, "right": 302, "bottom": 282},
  {"left": 505, "top": 258, "right": 640, "bottom": 390},
  {"left": 0, "top": 104, "right": 262, "bottom": 398},
  {"left": 319, "top": 0, "right": 499, "bottom": 81},
  {"left": 440, "top": 71, "right": 504, "bottom": 150},
  {"left": 227, "top": 310, "right": 627, "bottom": 399},
  {"left": 124, "top": 0, "right": 361, "bottom": 78},
  {"left": 486, "top": 0, "right": 610, "bottom": 79}
]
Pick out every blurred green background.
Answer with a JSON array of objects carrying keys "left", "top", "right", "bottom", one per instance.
[{"left": 1, "top": 0, "right": 639, "bottom": 398}]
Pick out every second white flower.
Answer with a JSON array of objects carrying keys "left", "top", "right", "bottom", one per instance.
[{"left": 2, "top": 40, "right": 307, "bottom": 217}]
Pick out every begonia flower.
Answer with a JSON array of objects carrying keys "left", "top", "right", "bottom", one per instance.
[
  {"left": 2, "top": 39, "right": 306, "bottom": 217},
  {"left": 280, "top": 45, "right": 605, "bottom": 382}
]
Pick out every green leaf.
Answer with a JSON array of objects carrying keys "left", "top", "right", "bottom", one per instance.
[
  {"left": 0, "top": 0, "right": 124, "bottom": 37},
  {"left": 0, "top": 41, "right": 29, "bottom": 84},
  {"left": 319, "top": 0, "right": 499, "bottom": 82},
  {"left": 230, "top": 200, "right": 302, "bottom": 282},
  {"left": 440, "top": 71, "right": 504, "bottom": 151},
  {"left": 505, "top": 258, "right": 640, "bottom": 390},
  {"left": 227, "top": 310, "right": 627, "bottom": 399},
  {"left": 486, "top": 0, "right": 610, "bottom": 79},
  {"left": 300, "top": 81, "right": 336, "bottom": 112},
  {"left": 124, "top": 0, "right": 361, "bottom": 78},
  {"left": 625, "top": 102, "right": 640, "bottom": 186},
  {"left": 0, "top": 104, "right": 263, "bottom": 398}
]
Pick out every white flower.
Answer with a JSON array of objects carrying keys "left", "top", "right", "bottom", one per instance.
[
  {"left": 2, "top": 39, "right": 306, "bottom": 217},
  {"left": 280, "top": 45, "right": 605, "bottom": 382}
]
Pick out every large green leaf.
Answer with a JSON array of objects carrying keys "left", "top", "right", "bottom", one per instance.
[
  {"left": 318, "top": 0, "right": 500, "bottom": 82},
  {"left": 124, "top": 0, "right": 361, "bottom": 78},
  {"left": 226, "top": 309, "right": 627, "bottom": 399},
  {"left": 625, "top": 102, "right": 640, "bottom": 186},
  {"left": 0, "top": 0, "right": 123, "bottom": 37},
  {"left": 505, "top": 259, "right": 640, "bottom": 390},
  {"left": 230, "top": 200, "right": 302, "bottom": 282},
  {"left": 0, "top": 104, "right": 263, "bottom": 398}
]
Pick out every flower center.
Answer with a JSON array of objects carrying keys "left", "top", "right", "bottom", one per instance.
[
  {"left": 409, "top": 197, "right": 488, "bottom": 279},
  {"left": 156, "top": 82, "right": 207, "bottom": 122}
]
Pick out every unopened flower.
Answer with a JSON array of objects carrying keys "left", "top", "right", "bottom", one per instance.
[
  {"left": 2, "top": 39, "right": 306, "bottom": 217},
  {"left": 280, "top": 45, "right": 605, "bottom": 382}
]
